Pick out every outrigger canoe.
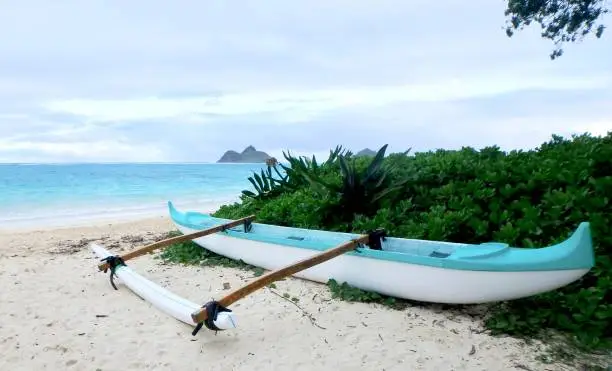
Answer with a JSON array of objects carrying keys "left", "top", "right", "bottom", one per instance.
[{"left": 168, "top": 201, "right": 595, "bottom": 304}]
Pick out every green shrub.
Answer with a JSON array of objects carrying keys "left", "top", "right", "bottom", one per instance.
[
  {"left": 240, "top": 145, "right": 348, "bottom": 200},
  {"left": 212, "top": 133, "right": 612, "bottom": 350},
  {"left": 300, "top": 144, "right": 410, "bottom": 226}
]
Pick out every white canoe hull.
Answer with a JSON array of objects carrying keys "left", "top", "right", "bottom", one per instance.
[
  {"left": 174, "top": 224, "right": 589, "bottom": 304},
  {"left": 91, "top": 243, "right": 237, "bottom": 330}
]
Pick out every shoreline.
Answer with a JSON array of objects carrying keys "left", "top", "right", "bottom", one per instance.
[
  {"left": 0, "top": 217, "right": 606, "bottom": 370},
  {"left": 0, "top": 198, "right": 229, "bottom": 233},
  {"left": 0, "top": 214, "right": 173, "bottom": 234}
]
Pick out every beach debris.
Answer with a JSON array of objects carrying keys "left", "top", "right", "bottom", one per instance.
[
  {"left": 267, "top": 288, "right": 326, "bottom": 330},
  {"left": 432, "top": 319, "right": 446, "bottom": 328},
  {"left": 513, "top": 364, "right": 533, "bottom": 371},
  {"left": 121, "top": 234, "right": 144, "bottom": 245},
  {"left": 51, "top": 238, "right": 98, "bottom": 254},
  {"left": 468, "top": 345, "right": 477, "bottom": 355},
  {"left": 223, "top": 282, "right": 231, "bottom": 290},
  {"left": 52, "top": 231, "right": 169, "bottom": 255},
  {"left": 469, "top": 326, "right": 487, "bottom": 334}
]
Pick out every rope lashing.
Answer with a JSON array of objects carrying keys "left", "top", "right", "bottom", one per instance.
[
  {"left": 192, "top": 300, "right": 233, "bottom": 336},
  {"left": 100, "top": 255, "right": 126, "bottom": 290}
]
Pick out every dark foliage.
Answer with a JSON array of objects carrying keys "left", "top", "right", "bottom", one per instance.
[{"left": 504, "top": 0, "right": 609, "bottom": 59}]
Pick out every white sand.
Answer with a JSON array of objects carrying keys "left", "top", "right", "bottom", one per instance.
[{"left": 0, "top": 218, "right": 579, "bottom": 370}]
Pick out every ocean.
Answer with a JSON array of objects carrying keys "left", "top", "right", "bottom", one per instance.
[{"left": 0, "top": 163, "right": 268, "bottom": 230}]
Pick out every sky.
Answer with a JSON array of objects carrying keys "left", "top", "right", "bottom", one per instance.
[{"left": 0, "top": 0, "right": 610, "bottom": 163}]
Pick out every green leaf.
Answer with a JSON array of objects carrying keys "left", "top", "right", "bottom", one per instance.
[{"left": 247, "top": 176, "right": 262, "bottom": 194}]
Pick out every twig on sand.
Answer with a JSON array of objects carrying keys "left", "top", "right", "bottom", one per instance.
[{"left": 267, "top": 288, "right": 327, "bottom": 330}]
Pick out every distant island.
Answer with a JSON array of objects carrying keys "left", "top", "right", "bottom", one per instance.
[
  {"left": 216, "top": 145, "right": 272, "bottom": 163},
  {"left": 216, "top": 146, "right": 381, "bottom": 163},
  {"left": 355, "top": 148, "right": 377, "bottom": 157}
]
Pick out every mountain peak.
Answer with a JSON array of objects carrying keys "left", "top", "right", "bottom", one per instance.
[
  {"left": 241, "top": 145, "right": 257, "bottom": 154},
  {"left": 217, "top": 146, "right": 271, "bottom": 163}
]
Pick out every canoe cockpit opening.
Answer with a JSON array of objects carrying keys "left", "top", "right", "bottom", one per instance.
[
  {"left": 429, "top": 251, "right": 451, "bottom": 258},
  {"left": 221, "top": 220, "right": 253, "bottom": 234},
  {"left": 194, "top": 218, "right": 253, "bottom": 234}
]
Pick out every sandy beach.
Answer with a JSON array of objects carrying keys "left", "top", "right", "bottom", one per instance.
[{"left": 0, "top": 217, "right": 582, "bottom": 371}]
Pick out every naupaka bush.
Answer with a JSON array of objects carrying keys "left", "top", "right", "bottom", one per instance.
[{"left": 214, "top": 132, "right": 612, "bottom": 350}]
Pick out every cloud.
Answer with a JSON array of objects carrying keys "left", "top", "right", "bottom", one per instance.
[
  {"left": 0, "top": 0, "right": 610, "bottom": 163},
  {"left": 42, "top": 74, "right": 611, "bottom": 124}
]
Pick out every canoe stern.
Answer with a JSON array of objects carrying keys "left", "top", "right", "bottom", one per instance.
[{"left": 548, "top": 221, "right": 596, "bottom": 270}]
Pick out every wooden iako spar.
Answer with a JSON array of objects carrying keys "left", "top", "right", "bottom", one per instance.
[
  {"left": 189, "top": 231, "right": 385, "bottom": 334},
  {"left": 97, "top": 214, "right": 255, "bottom": 272}
]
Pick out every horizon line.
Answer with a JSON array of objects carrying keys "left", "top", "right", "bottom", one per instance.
[{"left": 0, "top": 161, "right": 273, "bottom": 165}]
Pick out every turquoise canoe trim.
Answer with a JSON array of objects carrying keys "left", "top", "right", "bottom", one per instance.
[{"left": 167, "top": 201, "right": 595, "bottom": 272}]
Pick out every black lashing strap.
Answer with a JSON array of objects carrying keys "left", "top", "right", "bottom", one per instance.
[
  {"left": 192, "top": 300, "right": 232, "bottom": 336},
  {"left": 366, "top": 228, "right": 387, "bottom": 250},
  {"left": 100, "top": 255, "right": 126, "bottom": 290},
  {"left": 219, "top": 219, "right": 252, "bottom": 233}
]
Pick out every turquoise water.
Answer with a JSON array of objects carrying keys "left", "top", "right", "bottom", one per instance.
[{"left": 0, "top": 163, "right": 266, "bottom": 229}]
